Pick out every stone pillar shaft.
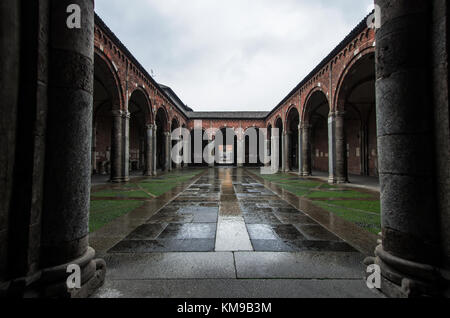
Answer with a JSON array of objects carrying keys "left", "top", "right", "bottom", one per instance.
[
  {"left": 152, "top": 125, "right": 157, "bottom": 176},
  {"left": 40, "top": 0, "right": 105, "bottom": 297},
  {"left": 373, "top": 0, "right": 442, "bottom": 297},
  {"left": 165, "top": 132, "right": 171, "bottom": 171},
  {"left": 300, "top": 125, "right": 311, "bottom": 176},
  {"left": 122, "top": 112, "right": 130, "bottom": 182},
  {"left": 334, "top": 111, "right": 348, "bottom": 183},
  {"left": 298, "top": 126, "right": 302, "bottom": 175},
  {"left": 281, "top": 131, "right": 286, "bottom": 172},
  {"left": 284, "top": 132, "right": 290, "bottom": 172},
  {"left": 111, "top": 110, "right": 123, "bottom": 183},
  {"left": 144, "top": 125, "right": 153, "bottom": 176}
]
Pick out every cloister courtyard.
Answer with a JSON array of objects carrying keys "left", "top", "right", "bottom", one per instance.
[
  {"left": 90, "top": 167, "right": 379, "bottom": 298},
  {"left": 1, "top": 0, "right": 449, "bottom": 299}
]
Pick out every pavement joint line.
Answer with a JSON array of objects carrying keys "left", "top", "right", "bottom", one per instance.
[{"left": 244, "top": 168, "right": 378, "bottom": 256}]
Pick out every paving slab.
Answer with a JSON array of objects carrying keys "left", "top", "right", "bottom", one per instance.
[
  {"left": 103, "top": 252, "right": 236, "bottom": 279},
  {"left": 234, "top": 251, "right": 365, "bottom": 279},
  {"left": 92, "top": 278, "right": 380, "bottom": 298}
]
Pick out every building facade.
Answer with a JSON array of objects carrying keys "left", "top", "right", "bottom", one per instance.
[{"left": 0, "top": 0, "right": 448, "bottom": 298}]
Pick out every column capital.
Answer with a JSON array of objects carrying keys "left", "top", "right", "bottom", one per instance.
[
  {"left": 122, "top": 111, "right": 131, "bottom": 119},
  {"left": 300, "top": 123, "right": 312, "bottom": 130},
  {"left": 331, "top": 110, "right": 346, "bottom": 118},
  {"left": 146, "top": 124, "right": 154, "bottom": 130},
  {"left": 111, "top": 109, "right": 123, "bottom": 117}
]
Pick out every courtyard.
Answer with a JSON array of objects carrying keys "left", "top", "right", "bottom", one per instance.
[{"left": 90, "top": 168, "right": 380, "bottom": 298}]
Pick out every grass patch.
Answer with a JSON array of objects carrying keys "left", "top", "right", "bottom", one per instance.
[
  {"left": 89, "top": 200, "right": 144, "bottom": 232},
  {"left": 251, "top": 169, "right": 380, "bottom": 235},
  {"left": 306, "top": 190, "right": 372, "bottom": 199},
  {"left": 89, "top": 169, "right": 204, "bottom": 233},
  {"left": 138, "top": 182, "right": 178, "bottom": 196},
  {"left": 312, "top": 201, "right": 381, "bottom": 235},
  {"left": 324, "top": 200, "right": 380, "bottom": 214},
  {"left": 137, "top": 171, "right": 202, "bottom": 196},
  {"left": 91, "top": 189, "right": 150, "bottom": 198}
]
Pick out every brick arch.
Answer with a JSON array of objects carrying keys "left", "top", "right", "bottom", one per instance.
[
  {"left": 155, "top": 106, "right": 170, "bottom": 132},
  {"left": 129, "top": 86, "right": 153, "bottom": 124},
  {"left": 334, "top": 46, "right": 376, "bottom": 112},
  {"left": 285, "top": 105, "right": 300, "bottom": 131},
  {"left": 274, "top": 115, "right": 283, "bottom": 128},
  {"left": 302, "top": 86, "right": 330, "bottom": 123},
  {"left": 94, "top": 49, "right": 124, "bottom": 111}
]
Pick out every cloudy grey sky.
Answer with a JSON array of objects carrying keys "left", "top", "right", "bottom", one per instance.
[{"left": 95, "top": 0, "right": 374, "bottom": 111}]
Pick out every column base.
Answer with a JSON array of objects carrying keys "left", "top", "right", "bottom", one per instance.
[
  {"left": 300, "top": 172, "right": 311, "bottom": 177},
  {"left": 368, "top": 245, "right": 445, "bottom": 298},
  {"left": 3, "top": 247, "right": 106, "bottom": 298},
  {"left": 335, "top": 178, "right": 348, "bottom": 184}
]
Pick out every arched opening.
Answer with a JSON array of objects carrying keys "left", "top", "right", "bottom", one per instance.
[
  {"left": 275, "top": 118, "right": 283, "bottom": 170},
  {"left": 155, "top": 108, "right": 168, "bottom": 171},
  {"left": 304, "top": 90, "right": 330, "bottom": 175},
  {"left": 190, "top": 128, "right": 208, "bottom": 166},
  {"left": 286, "top": 108, "right": 300, "bottom": 171},
  {"left": 337, "top": 53, "right": 377, "bottom": 180},
  {"left": 171, "top": 118, "right": 180, "bottom": 169},
  {"left": 244, "top": 127, "right": 263, "bottom": 167},
  {"left": 217, "top": 128, "right": 237, "bottom": 166},
  {"left": 93, "top": 53, "right": 121, "bottom": 181},
  {"left": 128, "top": 89, "right": 150, "bottom": 175}
]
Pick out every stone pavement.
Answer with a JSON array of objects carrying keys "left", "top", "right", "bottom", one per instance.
[{"left": 91, "top": 168, "right": 380, "bottom": 298}]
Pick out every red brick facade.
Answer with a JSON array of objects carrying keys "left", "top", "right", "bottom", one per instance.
[{"left": 93, "top": 15, "right": 377, "bottom": 177}]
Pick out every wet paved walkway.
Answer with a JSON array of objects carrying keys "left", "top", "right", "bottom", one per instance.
[{"left": 92, "top": 168, "right": 379, "bottom": 298}]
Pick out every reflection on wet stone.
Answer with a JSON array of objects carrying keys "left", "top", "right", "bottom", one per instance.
[{"left": 108, "top": 168, "right": 359, "bottom": 253}]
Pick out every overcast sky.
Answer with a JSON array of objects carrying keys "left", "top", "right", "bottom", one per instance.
[{"left": 95, "top": 0, "right": 374, "bottom": 111}]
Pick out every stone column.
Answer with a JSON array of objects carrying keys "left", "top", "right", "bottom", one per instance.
[
  {"left": 284, "top": 131, "right": 291, "bottom": 172},
  {"left": 144, "top": 124, "right": 153, "bottom": 176},
  {"left": 370, "top": 0, "right": 443, "bottom": 297},
  {"left": 111, "top": 110, "right": 123, "bottom": 183},
  {"left": 298, "top": 125, "right": 302, "bottom": 175},
  {"left": 281, "top": 130, "right": 286, "bottom": 172},
  {"left": 122, "top": 111, "right": 130, "bottom": 182},
  {"left": 152, "top": 125, "right": 157, "bottom": 176},
  {"left": 40, "top": 0, "right": 105, "bottom": 297},
  {"left": 334, "top": 111, "right": 348, "bottom": 183},
  {"left": 91, "top": 122, "right": 97, "bottom": 175},
  {"left": 300, "top": 124, "right": 311, "bottom": 176},
  {"left": 327, "top": 113, "right": 336, "bottom": 183},
  {"left": 164, "top": 132, "right": 171, "bottom": 171}
]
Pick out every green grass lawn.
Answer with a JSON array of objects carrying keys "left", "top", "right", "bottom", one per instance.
[
  {"left": 89, "top": 200, "right": 145, "bottom": 232},
  {"left": 89, "top": 169, "right": 203, "bottom": 232},
  {"left": 253, "top": 170, "right": 381, "bottom": 235},
  {"left": 306, "top": 189, "right": 372, "bottom": 199},
  {"left": 312, "top": 201, "right": 381, "bottom": 234}
]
